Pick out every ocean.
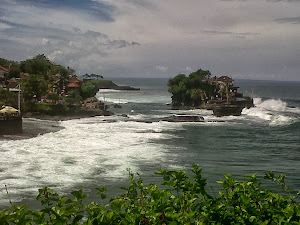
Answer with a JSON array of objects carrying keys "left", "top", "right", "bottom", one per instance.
[{"left": 0, "top": 78, "right": 300, "bottom": 209}]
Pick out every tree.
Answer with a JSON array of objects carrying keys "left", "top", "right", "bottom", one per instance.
[
  {"left": 65, "top": 91, "right": 82, "bottom": 106},
  {"left": 188, "top": 68, "right": 211, "bottom": 80},
  {"left": 191, "top": 89, "right": 205, "bottom": 107},
  {"left": 20, "top": 54, "right": 52, "bottom": 77},
  {"left": 91, "top": 74, "right": 103, "bottom": 80},
  {"left": 81, "top": 82, "right": 98, "bottom": 99},
  {"left": 21, "top": 74, "right": 48, "bottom": 101},
  {"left": 168, "top": 69, "right": 217, "bottom": 107},
  {"left": 8, "top": 65, "right": 21, "bottom": 78},
  {"left": 0, "top": 58, "right": 13, "bottom": 68},
  {"left": 82, "top": 73, "right": 104, "bottom": 80},
  {"left": 0, "top": 89, "right": 18, "bottom": 107},
  {"left": 45, "top": 93, "right": 59, "bottom": 101}
]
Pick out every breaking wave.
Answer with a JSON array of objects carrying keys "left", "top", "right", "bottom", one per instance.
[
  {"left": 0, "top": 117, "right": 182, "bottom": 205},
  {"left": 242, "top": 98, "right": 299, "bottom": 126}
]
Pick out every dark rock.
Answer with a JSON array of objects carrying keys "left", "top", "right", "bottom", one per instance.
[
  {"left": 113, "top": 104, "right": 122, "bottom": 108},
  {"left": 162, "top": 115, "right": 205, "bottom": 122}
]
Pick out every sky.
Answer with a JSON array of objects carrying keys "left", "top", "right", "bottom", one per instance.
[{"left": 0, "top": 0, "right": 300, "bottom": 81}]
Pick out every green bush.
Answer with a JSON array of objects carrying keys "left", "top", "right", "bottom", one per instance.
[
  {"left": 0, "top": 89, "right": 18, "bottom": 108},
  {"left": 168, "top": 69, "right": 216, "bottom": 107},
  {"left": 81, "top": 82, "right": 98, "bottom": 99},
  {"left": 90, "top": 80, "right": 115, "bottom": 89},
  {"left": 65, "top": 91, "right": 82, "bottom": 106},
  {"left": 45, "top": 93, "right": 59, "bottom": 101},
  {"left": 0, "top": 166, "right": 299, "bottom": 224}
]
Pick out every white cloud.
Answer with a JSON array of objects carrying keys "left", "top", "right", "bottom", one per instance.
[
  {"left": 0, "top": 22, "right": 12, "bottom": 30},
  {"left": 1, "top": 0, "right": 300, "bottom": 80},
  {"left": 42, "top": 38, "right": 50, "bottom": 45},
  {"left": 155, "top": 66, "right": 168, "bottom": 72},
  {"left": 185, "top": 67, "right": 193, "bottom": 72},
  {"left": 48, "top": 50, "right": 63, "bottom": 62}
]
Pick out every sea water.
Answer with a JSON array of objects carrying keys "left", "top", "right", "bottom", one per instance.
[{"left": 0, "top": 78, "right": 299, "bottom": 208}]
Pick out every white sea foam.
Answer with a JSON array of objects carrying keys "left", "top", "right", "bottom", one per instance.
[
  {"left": 242, "top": 98, "right": 297, "bottom": 126},
  {"left": 0, "top": 117, "right": 183, "bottom": 204},
  {"left": 254, "top": 98, "right": 287, "bottom": 112}
]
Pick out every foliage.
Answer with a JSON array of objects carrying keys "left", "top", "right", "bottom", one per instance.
[
  {"left": 0, "top": 58, "right": 13, "bottom": 68},
  {"left": 45, "top": 93, "right": 59, "bottom": 101},
  {"left": 0, "top": 58, "right": 21, "bottom": 79},
  {"left": 8, "top": 65, "right": 21, "bottom": 79},
  {"left": 83, "top": 73, "right": 103, "bottom": 80},
  {"left": 168, "top": 69, "right": 217, "bottom": 107},
  {"left": 21, "top": 74, "right": 48, "bottom": 101},
  {"left": 89, "top": 80, "right": 116, "bottom": 89},
  {"left": 0, "top": 166, "right": 299, "bottom": 224},
  {"left": 65, "top": 91, "right": 83, "bottom": 106},
  {"left": 22, "top": 102, "right": 71, "bottom": 115},
  {"left": 81, "top": 82, "right": 99, "bottom": 99},
  {"left": 0, "top": 89, "right": 18, "bottom": 108},
  {"left": 20, "top": 54, "right": 53, "bottom": 78},
  {"left": 80, "top": 79, "right": 117, "bottom": 99},
  {"left": 0, "top": 58, "right": 20, "bottom": 71}
]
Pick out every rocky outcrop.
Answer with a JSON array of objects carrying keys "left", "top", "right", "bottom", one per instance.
[
  {"left": 161, "top": 115, "right": 205, "bottom": 122},
  {"left": 82, "top": 97, "right": 105, "bottom": 110}
]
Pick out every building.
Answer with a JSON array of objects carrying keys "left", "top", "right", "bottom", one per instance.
[
  {"left": 67, "top": 75, "right": 82, "bottom": 91},
  {"left": 0, "top": 65, "right": 8, "bottom": 78}
]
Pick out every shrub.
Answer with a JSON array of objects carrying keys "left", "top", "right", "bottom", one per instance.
[
  {"left": 81, "top": 82, "right": 98, "bottom": 99},
  {"left": 0, "top": 166, "right": 299, "bottom": 224},
  {"left": 0, "top": 89, "right": 18, "bottom": 108}
]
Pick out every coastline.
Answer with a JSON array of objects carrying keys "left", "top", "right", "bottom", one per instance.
[
  {"left": 0, "top": 118, "right": 63, "bottom": 140},
  {"left": 0, "top": 109, "right": 113, "bottom": 140},
  {"left": 22, "top": 109, "right": 113, "bottom": 121}
]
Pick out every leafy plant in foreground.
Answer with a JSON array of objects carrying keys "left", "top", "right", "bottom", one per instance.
[{"left": 0, "top": 166, "right": 299, "bottom": 224}]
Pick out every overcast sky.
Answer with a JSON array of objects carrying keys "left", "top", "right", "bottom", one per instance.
[{"left": 1, "top": 0, "right": 300, "bottom": 80}]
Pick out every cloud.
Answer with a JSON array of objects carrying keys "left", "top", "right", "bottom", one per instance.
[
  {"left": 204, "top": 30, "right": 260, "bottom": 38},
  {"left": 274, "top": 16, "right": 300, "bottom": 24},
  {"left": 155, "top": 66, "right": 168, "bottom": 72},
  {"left": 220, "top": 0, "right": 300, "bottom": 2},
  {"left": 41, "top": 38, "right": 50, "bottom": 45},
  {"left": 1, "top": 0, "right": 300, "bottom": 80},
  {"left": 48, "top": 50, "right": 63, "bottom": 62},
  {"left": 0, "top": 22, "right": 12, "bottom": 29},
  {"left": 267, "top": 0, "right": 300, "bottom": 2},
  {"left": 0, "top": 0, "right": 141, "bottom": 74},
  {"left": 15, "top": 0, "right": 116, "bottom": 22}
]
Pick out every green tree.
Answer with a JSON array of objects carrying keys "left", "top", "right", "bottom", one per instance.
[
  {"left": 168, "top": 69, "right": 217, "bottom": 107},
  {"left": 20, "top": 54, "right": 52, "bottom": 77},
  {"left": 0, "top": 89, "right": 18, "bottom": 107},
  {"left": 168, "top": 74, "right": 187, "bottom": 106},
  {"left": 91, "top": 74, "right": 103, "bottom": 80},
  {"left": 45, "top": 93, "right": 59, "bottom": 101},
  {"left": 188, "top": 68, "right": 211, "bottom": 80},
  {"left": 8, "top": 65, "right": 21, "bottom": 78},
  {"left": 65, "top": 91, "right": 82, "bottom": 105},
  {"left": 21, "top": 74, "right": 48, "bottom": 101},
  {"left": 81, "top": 82, "right": 98, "bottom": 99},
  {"left": 0, "top": 58, "right": 13, "bottom": 68}
]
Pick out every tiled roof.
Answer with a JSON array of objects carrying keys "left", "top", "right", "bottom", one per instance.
[
  {"left": 217, "top": 76, "right": 233, "bottom": 82},
  {"left": 68, "top": 82, "right": 80, "bottom": 88},
  {"left": 0, "top": 65, "right": 8, "bottom": 72}
]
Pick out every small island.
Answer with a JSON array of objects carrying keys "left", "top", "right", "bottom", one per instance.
[{"left": 168, "top": 69, "right": 253, "bottom": 116}]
